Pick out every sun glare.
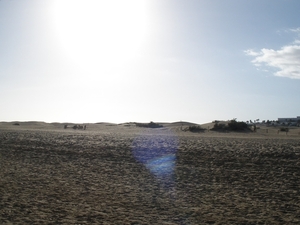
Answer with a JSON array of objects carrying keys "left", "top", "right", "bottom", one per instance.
[{"left": 51, "top": 0, "right": 148, "bottom": 74}]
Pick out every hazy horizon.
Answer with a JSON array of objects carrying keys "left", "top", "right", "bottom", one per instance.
[
  {"left": 0, "top": 118, "right": 292, "bottom": 125},
  {"left": 1, "top": 0, "right": 299, "bottom": 124}
]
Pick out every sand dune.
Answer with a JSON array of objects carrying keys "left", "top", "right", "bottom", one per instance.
[{"left": 0, "top": 123, "right": 299, "bottom": 224}]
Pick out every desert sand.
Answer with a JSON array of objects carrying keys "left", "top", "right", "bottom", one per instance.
[{"left": 0, "top": 122, "right": 300, "bottom": 224}]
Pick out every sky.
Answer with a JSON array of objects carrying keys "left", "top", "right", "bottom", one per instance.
[{"left": 0, "top": 0, "right": 300, "bottom": 124}]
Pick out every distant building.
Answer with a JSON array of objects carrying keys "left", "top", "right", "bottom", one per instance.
[{"left": 278, "top": 116, "right": 300, "bottom": 123}]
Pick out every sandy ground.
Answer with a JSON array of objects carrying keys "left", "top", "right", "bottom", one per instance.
[{"left": 0, "top": 122, "right": 300, "bottom": 224}]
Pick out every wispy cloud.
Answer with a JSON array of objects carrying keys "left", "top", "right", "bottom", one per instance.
[
  {"left": 245, "top": 28, "right": 300, "bottom": 79},
  {"left": 244, "top": 49, "right": 261, "bottom": 57},
  {"left": 290, "top": 27, "right": 300, "bottom": 33}
]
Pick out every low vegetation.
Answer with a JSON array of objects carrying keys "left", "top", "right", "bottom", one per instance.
[
  {"left": 135, "top": 121, "right": 163, "bottom": 128},
  {"left": 212, "top": 120, "right": 251, "bottom": 132},
  {"left": 186, "top": 125, "right": 205, "bottom": 132},
  {"left": 212, "top": 123, "right": 227, "bottom": 131}
]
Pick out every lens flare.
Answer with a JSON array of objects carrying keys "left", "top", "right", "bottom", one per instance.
[
  {"left": 146, "top": 154, "right": 176, "bottom": 176},
  {"left": 132, "top": 129, "right": 179, "bottom": 188}
]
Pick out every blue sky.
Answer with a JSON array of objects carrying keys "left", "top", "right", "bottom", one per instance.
[{"left": 1, "top": 0, "right": 299, "bottom": 124}]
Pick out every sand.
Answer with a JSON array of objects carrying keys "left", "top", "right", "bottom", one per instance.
[{"left": 0, "top": 122, "right": 300, "bottom": 224}]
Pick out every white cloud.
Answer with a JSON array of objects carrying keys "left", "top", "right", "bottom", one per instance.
[
  {"left": 244, "top": 49, "right": 260, "bottom": 56},
  {"left": 290, "top": 27, "right": 300, "bottom": 34},
  {"left": 245, "top": 44, "right": 300, "bottom": 79}
]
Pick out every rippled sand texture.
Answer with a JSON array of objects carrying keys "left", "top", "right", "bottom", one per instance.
[{"left": 1, "top": 128, "right": 300, "bottom": 224}]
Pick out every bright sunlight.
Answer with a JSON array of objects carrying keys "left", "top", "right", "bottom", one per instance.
[{"left": 51, "top": 0, "right": 149, "bottom": 74}]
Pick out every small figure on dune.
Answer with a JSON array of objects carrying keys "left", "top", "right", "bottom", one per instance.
[
  {"left": 278, "top": 128, "right": 289, "bottom": 135},
  {"left": 71, "top": 124, "right": 86, "bottom": 130}
]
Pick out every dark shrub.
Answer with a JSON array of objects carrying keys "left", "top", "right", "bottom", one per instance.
[
  {"left": 280, "top": 127, "right": 289, "bottom": 132},
  {"left": 136, "top": 121, "right": 163, "bottom": 128},
  {"left": 188, "top": 125, "right": 205, "bottom": 132},
  {"left": 212, "top": 120, "right": 250, "bottom": 132},
  {"left": 212, "top": 123, "right": 227, "bottom": 131},
  {"left": 228, "top": 120, "right": 249, "bottom": 131}
]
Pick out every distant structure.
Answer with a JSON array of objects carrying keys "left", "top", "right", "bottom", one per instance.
[
  {"left": 277, "top": 116, "right": 300, "bottom": 127},
  {"left": 278, "top": 116, "right": 300, "bottom": 122}
]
